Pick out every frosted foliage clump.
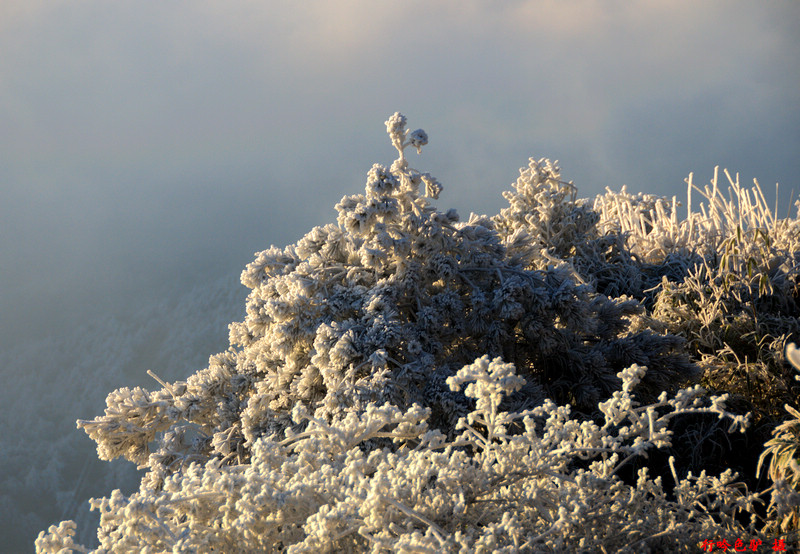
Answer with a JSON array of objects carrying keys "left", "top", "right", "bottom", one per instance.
[
  {"left": 40, "top": 357, "right": 760, "bottom": 552},
  {"left": 38, "top": 114, "right": 800, "bottom": 551},
  {"left": 74, "top": 112, "right": 694, "bottom": 480},
  {"left": 493, "top": 157, "right": 599, "bottom": 269},
  {"left": 595, "top": 169, "right": 800, "bottom": 266}
]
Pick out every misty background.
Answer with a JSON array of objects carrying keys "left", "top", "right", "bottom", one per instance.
[{"left": 2, "top": 1, "right": 798, "bottom": 550}]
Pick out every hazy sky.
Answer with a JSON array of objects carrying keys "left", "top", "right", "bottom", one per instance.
[{"left": 2, "top": 1, "right": 799, "bottom": 347}]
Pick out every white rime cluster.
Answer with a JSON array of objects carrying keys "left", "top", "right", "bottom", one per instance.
[
  {"left": 76, "top": 112, "right": 694, "bottom": 474},
  {"left": 41, "top": 357, "right": 757, "bottom": 552},
  {"left": 39, "top": 114, "right": 799, "bottom": 551}
]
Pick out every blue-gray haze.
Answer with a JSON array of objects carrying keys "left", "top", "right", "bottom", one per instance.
[{"left": 1, "top": 2, "right": 798, "bottom": 550}]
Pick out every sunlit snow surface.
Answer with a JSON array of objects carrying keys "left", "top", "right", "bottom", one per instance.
[{"left": 0, "top": 274, "right": 245, "bottom": 551}]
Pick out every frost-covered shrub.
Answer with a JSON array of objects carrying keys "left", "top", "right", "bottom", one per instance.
[
  {"left": 586, "top": 186, "right": 701, "bottom": 301},
  {"left": 640, "top": 174, "right": 800, "bottom": 422},
  {"left": 492, "top": 157, "right": 598, "bottom": 268},
  {"left": 574, "top": 168, "right": 800, "bottom": 514},
  {"left": 74, "top": 113, "right": 695, "bottom": 489},
  {"left": 538, "top": 164, "right": 800, "bottom": 424},
  {"left": 490, "top": 162, "right": 702, "bottom": 305},
  {"left": 40, "top": 357, "right": 761, "bottom": 552},
  {"left": 38, "top": 114, "right": 800, "bottom": 551}
]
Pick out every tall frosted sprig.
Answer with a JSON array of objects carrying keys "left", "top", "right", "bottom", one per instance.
[{"left": 385, "top": 112, "right": 429, "bottom": 161}]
